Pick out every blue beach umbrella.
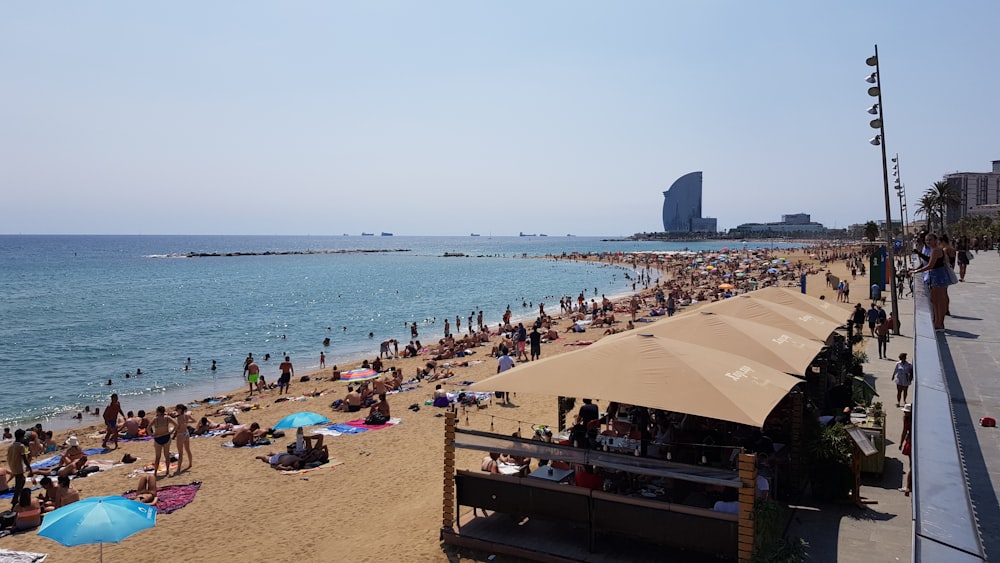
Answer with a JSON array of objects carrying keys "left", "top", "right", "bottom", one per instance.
[
  {"left": 767, "top": 268, "right": 779, "bottom": 274},
  {"left": 273, "top": 411, "right": 330, "bottom": 430},
  {"left": 39, "top": 495, "right": 156, "bottom": 562}
]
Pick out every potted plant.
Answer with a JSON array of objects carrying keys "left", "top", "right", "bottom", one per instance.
[{"left": 805, "top": 422, "right": 854, "bottom": 501}]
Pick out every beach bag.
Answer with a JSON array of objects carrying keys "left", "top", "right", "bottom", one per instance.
[
  {"left": 981, "top": 417, "right": 996, "bottom": 427},
  {"left": 365, "top": 411, "right": 389, "bottom": 426},
  {"left": 901, "top": 438, "right": 911, "bottom": 456},
  {"left": 947, "top": 265, "right": 959, "bottom": 285}
]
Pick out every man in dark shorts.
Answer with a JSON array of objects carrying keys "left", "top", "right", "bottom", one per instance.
[
  {"left": 529, "top": 326, "right": 542, "bottom": 361},
  {"left": 278, "top": 356, "right": 294, "bottom": 395},
  {"left": 102, "top": 393, "right": 125, "bottom": 449}
]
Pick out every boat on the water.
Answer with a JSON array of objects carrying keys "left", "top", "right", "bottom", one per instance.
[
  {"left": 443, "top": 252, "right": 466, "bottom": 257},
  {"left": 539, "top": 233, "right": 548, "bottom": 237},
  {"left": 470, "top": 233, "right": 480, "bottom": 237},
  {"left": 361, "top": 232, "right": 374, "bottom": 236},
  {"left": 519, "top": 232, "right": 536, "bottom": 237},
  {"left": 381, "top": 232, "right": 393, "bottom": 236}
]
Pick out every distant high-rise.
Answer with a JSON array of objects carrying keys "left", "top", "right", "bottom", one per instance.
[{"left": 662, "top": 171, "right": 716, "bottom": 232}]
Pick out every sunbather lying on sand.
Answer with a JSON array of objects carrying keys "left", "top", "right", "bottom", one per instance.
[
  {"left": 227, "top": 422, "right": 265, "bottom": 447},
  {"left": 135, "top": 474, "right": 158, "bottom": 505}
]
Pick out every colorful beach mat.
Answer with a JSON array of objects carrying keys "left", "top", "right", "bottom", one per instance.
[
  {"left": 314, "top": 418, "right": 402, "bottom": 436},
  {"left": 30, "top": 448, "right": 110, "bottom": 471},
  {"left": 123, "top": 481, "right": 201, "bottom": 514},
  {"left": 340, "top": 367, "right": 378, "bottom": 381}
]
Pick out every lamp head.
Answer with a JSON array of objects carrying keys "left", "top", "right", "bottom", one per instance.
[
  {"left": 868, "top": 86, "right": 881, "bottom": 97},
  {"left": 870, "top": 118, "right": 883, "bottom": 129},
  {"left": 867, "top": 104, "right": 879, "bottom": 115},
  {"left": 870, "top": 135, "right": 881, "bottom": 146},
  {"left": 866, "top": 55, "right": 878, "bottom": 67},
  {"left": 866, "top": 72, "right": 878, "bottom": 84}
]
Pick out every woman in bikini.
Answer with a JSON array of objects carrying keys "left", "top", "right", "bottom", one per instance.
[
  {"left": 149, "top": 405, "right": 177, "bottom": 478},
  {"left": 174, "top": 404, "right": 195, "bottom": 473}
]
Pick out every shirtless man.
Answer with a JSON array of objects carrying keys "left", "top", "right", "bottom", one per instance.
[
  {"left": 369, "top": 393, "right": 390, "bottom": 418},
  {"left": 122, "top": 411, "right": 141, "bottom": 439},
  {"left": 247, "top": 358, "right": 261, "bottom": 396},
  {"left": 37, "top": 477, "right": 60, "bottom": 512},
  {"left": 56, "top": 475, "right": 80, "bottom": 507},
  {"left": 102, "top": 393, "right": 125, "bottom": 449},
  {"left": 337, "top": 386, "right": 363, "bottom": 412},
  {"left": 231, "top": 422, "right": 265, "bottom": 447},
  {"left": 278, "top": 356, "right": 294, "bottom": 395}
]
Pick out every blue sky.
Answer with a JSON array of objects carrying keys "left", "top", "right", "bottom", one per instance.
[{"left": 3, "top": 2, "right": 998, "bottom": 236}]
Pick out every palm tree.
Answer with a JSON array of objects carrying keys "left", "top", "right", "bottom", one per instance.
[
  {"left": 863, "top": 221, "right": 880, "bottom": 241},
  {"left": 915, "top": 192, "right": 939, "bottom": 233},
  {"left": 923, "top": 180, "right": 960, "bottom": 234}
]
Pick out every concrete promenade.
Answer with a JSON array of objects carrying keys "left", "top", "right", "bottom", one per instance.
[
  {"left": 933, "top": 249, "right": 1000, "bottom": 558},
  {"left": 788, "top": 276, "right": 915, "bottom": 562}
]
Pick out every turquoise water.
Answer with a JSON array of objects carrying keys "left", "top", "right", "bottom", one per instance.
[{"left": 0, "top": 235, "right": 797, "bottom": 431}]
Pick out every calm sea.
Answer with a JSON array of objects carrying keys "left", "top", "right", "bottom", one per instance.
[{"left": 0, "top": 235, "right": 797, "bottom": 432}]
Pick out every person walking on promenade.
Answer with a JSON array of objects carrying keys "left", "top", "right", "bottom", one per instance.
[
  {"left": 899, "top": 403, "right": 913, "bottom": 496},
  {"left": 875, "top": 317, "right": 889, "bottom": 359},
  {"left": 956, "top": 234, "right": 971, "bottom": 282},
  {"left": 892, "top": 353, "right": 913, "bottom": 407},
  {"left": 866, "top": 303, "right": 879, "bottom": 338}
]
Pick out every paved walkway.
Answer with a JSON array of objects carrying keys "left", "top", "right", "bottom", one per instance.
[
  {"left": 936, "top": 250, "right": 1000, "bottom": 558},
  {"left": 788, "top": 281, "right": 915, "bottom": 562}
]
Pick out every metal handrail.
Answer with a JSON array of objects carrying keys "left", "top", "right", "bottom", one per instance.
[{"left": 911, "top": 281, "right": 986, "bottom": 562}]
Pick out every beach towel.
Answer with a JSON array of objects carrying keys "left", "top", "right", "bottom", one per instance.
[
  {"left": 314, "top": 424, "right": 367, "bottom": 437},
  {"left": 123, "top": 481, "right": 201, "bottom": 514},
  {"left": 345, "top": 417, "right": 402, "bottom": 431},
  {"left": 0, "top": 548, "right": 48, "bottom": 562},
  {"left": 564, "top": 340, "right": 593, "bottom": 346},
  {"left": 191, "top": 429, "right": 228, "bottom": 439},
  {"left": 0, "top": 486, "right": 40, "bottom": 501},
  {"left": 279, "top": 459, "right": 344, "bottom": 475},
  {"left": 221, "top": 439, "right": 269, "bottom": 448}
]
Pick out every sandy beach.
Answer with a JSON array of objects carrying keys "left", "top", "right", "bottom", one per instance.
[{"left": 2, "top": 246, "right": 862, "bottom": 562}]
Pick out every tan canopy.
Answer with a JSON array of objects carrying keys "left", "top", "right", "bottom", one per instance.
[
  {"left": 702, "top": 292, "right": 842, "bottom": 343},
  {"left": 744, "top": 287, "right": 850, "bottom": 324},
  {"left": 471, "top": 332, "right": 803, "bottom": 428},
  {"left": 470, "top": 287, "right": 842, "bottom": 427},
  {"left": 649, "top": 311, "right": 825, "bottom": 376}
]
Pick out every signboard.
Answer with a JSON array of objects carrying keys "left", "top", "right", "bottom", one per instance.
[{"left": 847, "top": 425, "right": 878, "bottom": 457}]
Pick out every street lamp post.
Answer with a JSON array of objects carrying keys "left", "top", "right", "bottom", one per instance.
[
  {"left": 866, "top": 45, "right": 901, "bottom": 335},
  {"left": 892, "top": 154, "right": 908, "bottom": 239}
]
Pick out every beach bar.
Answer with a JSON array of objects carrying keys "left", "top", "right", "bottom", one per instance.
[{"left": 439, "top": 288, "right": 858, "bottom": 561}]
